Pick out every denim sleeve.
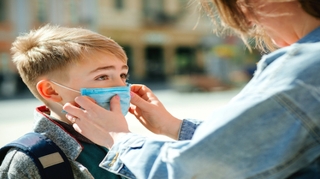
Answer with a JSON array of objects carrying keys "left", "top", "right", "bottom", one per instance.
[{"left": 178, "top": 119, "right": 203, "bottom": 140}]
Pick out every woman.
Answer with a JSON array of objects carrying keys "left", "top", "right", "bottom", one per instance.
[{"left": 64, "top": 0, "right": 320, "bottom": 178}]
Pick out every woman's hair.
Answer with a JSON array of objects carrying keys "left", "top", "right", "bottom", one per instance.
[
  {"left": 11, "top": 24, "right": 127, "bottom": 100},
  {"left": 199, "top": 0, "right": 320, "bottom": 52}
]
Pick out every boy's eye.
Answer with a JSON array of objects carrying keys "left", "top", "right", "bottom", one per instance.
[
  {"left": 121, "top": 73, "right": 129, "bottom": 80},
  {"left": 96, "top": 75, "right": 109, "bottom": 81}
]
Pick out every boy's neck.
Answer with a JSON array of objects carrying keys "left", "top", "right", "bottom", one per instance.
[
  {"left": 46, "top": 102, "right": 73, "bottom": 125},
  {"left": 49, "top": 109, "right": 73, "bottom": 125}
]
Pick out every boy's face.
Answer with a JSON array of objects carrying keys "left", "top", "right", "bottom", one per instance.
[{"left": 55, "top": 51, "right": 128, "bottom": 105}]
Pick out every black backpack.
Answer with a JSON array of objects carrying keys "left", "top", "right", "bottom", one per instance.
[{"left": 0, "top": 132, "right": 74, "bottom": 179}]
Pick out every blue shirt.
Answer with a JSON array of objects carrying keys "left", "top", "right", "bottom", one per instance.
[{"left": 99, "top": 27, "right": 320, "bottom": 179}]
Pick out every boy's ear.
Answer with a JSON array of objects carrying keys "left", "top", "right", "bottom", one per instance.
[{"left": 37, "top": 80, "right": 62, "bottom": 102}]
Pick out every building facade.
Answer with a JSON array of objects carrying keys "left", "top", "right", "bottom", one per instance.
[{"left": 0, "top": 0, "right": 252, "bottom": 97}]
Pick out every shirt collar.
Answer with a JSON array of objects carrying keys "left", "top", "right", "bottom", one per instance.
[{"left": 255, "top": 26, "right": 320, "bottom": 73}]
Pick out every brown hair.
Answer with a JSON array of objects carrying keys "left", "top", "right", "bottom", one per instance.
[
  {"left": 199, "top": 0, "right": 320, "bottom": 52},
  {"left": 11, "top": 24, "right": 127, "bottom": 101}
]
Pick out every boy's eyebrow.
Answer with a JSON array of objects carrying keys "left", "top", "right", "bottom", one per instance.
[{"left": 89, "top": 65, "right": 128, "bottom": 74}]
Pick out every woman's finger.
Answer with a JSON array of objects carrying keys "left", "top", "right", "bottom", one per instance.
[
  {"left": 131, "top": 84, "right": 160, "bottom": 104},
  {"left": 73, "top": 96, "right": 98, "bottom": 112},
  {"left": 131, "top": 84, "right": 153, "bottom": 101},
  {"left": 63, "top": 102, "right": 85, "bottom": 118},
  {"left": 130, "top": 91, "right": 152, "bottom": 110}
]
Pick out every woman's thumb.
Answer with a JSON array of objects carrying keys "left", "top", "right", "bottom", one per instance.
[
  {"left": 130, "top": 92, "right": 148, "bottom": 109},
  {"left": 110, "top": 95, "right": 122, "bottom": 113}
]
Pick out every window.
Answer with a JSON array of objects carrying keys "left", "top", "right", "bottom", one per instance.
[
  {"left": 114, "top": 0, "right": 124, "bottom": 10},
  {"left": 37, "top": 0, "right": 47, "bottom": 23},
  {"left": 175, "top": 47, "right": 199, "bottom": 75},
  {"left": 0, "top": 0, "right": 6, "bottom": 22},
  {"left": 145, "top": 46, "right": 165, "bottom": 81},
  {"left": 143, "top": 0, "right": 164, "bottom": 15},
  {"left": 143, "top": 0, "right": 174, "bottom": 25}
]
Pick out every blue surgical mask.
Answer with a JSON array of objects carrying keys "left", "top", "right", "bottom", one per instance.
[
  {"left": 80, "top": 84, "right": 131, "bottom": 116},
  {"left": 51, "top": 81, "right": 131, "bottom": 116}
]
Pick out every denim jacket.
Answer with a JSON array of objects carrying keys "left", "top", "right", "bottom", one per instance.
[{"left": 99, "top": 27, "right": 320, "bottom": 179}]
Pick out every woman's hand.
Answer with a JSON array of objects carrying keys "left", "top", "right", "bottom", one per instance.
[
  {"left": 63, "top": 95, "right": 130, "bottom": 149},
  {"left": 129, "top": 84, "right": 182, "bottom": 139}
]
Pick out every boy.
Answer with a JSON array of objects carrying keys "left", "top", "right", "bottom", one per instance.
[{"left": 0, "top": 25, "right": 130, "bottom": 179}]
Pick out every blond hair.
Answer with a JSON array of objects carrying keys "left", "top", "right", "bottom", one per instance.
[
  {"left": 198, "top": 0, "right": 320, "bottom": 52},
  {"left": 11, "top": 24, "right": 127, "bottom": 101}
]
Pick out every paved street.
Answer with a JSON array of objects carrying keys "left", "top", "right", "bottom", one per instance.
[{"left": 0, "top": 88, "right": 241, "bottom": 146}]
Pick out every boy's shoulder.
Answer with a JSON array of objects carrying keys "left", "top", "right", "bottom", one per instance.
[
  {"left": 0, "top": 147, "right": 40, "bottom": 178},
  {"left": 0, "top": 132, "right": 74, "bottom": 179}
]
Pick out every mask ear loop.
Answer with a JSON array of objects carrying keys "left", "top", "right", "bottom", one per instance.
[
  {"left": 50, "top": 81, "right": 81, "bottom": 93},
  {"left": 50, "top": 81, "right": 81, "bottom": 114}
]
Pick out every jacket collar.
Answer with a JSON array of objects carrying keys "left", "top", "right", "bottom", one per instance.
[
  {"left": 297, "top": 26, "right": 320, "bottom": 44},
  {"left": 33, "top": 105, "right": 82, "bottom": 160}
]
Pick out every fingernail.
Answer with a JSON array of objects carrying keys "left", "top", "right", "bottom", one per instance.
[
  {"left": 130, "top": 91, "right": 135, "bottom": 97},
  {"left": 114, "top": 95, "right": 120, "bottom": 100}
]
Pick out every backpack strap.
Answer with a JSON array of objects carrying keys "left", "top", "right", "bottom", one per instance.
[{"left": 0, "top": 132, "right": 74, "bottom": 179}]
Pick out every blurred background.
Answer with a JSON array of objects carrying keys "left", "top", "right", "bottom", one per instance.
[
  {"left": 0, "top": 0, "right": 261, "bottom": 98},
  {"left": 0, "top": 0, "right": 261, "bottom": 145}
]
